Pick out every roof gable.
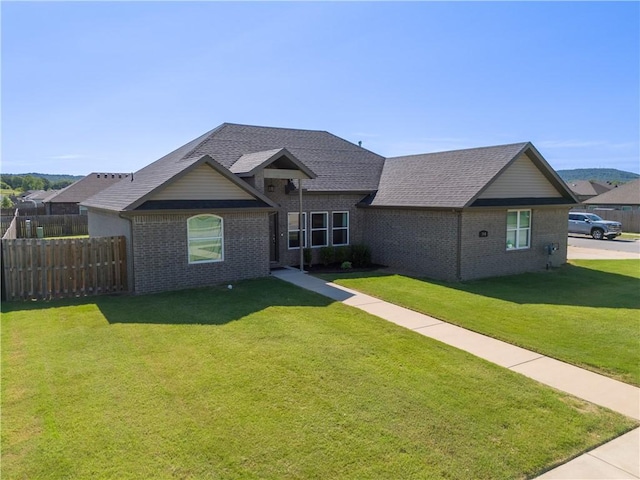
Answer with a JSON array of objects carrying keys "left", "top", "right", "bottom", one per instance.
[
  {"left": 230, "top": 147, "right": 316, "bottom": 179},
  {"left": 476, "top": 152, "right": 562, "bottom": 200},
  {"left": 367, "top": 143, "right": 577, "bottom": 209},
  {"left": 83, "top": 155, "right": 276, "bottom": 211},
  {"left": 148, "top": 163, "right": 255, "bottom": 201}
]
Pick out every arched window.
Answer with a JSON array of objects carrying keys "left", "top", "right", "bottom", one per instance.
[{"left": 187, "top": 214, "right": 224, "bottom": 264}]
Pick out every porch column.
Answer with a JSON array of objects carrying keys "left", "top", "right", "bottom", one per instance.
[{"left": 299, "top": 178, "right": 304, "bottom": 272}]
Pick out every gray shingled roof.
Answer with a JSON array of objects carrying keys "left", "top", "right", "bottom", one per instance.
[
  {"left": 366, "top": 142, "right": 565, "bottom": 209},
  {"left": 230, "top": 149, "right": 285, "bottom": 175},
  {"left": 45, "top": 173, "right": 129, "bottom": 204},
  {"left": 84, "top": 123, "right": 384, "bottom": 212},
  {"left": 584, "top": 179, "right": 640, "bottom": 205},
  {"left": 229, "top": 147, "right": 316, "bottom": 179},
  {"left": 566, "top": 180, "right": 612, "bottom": 197}
]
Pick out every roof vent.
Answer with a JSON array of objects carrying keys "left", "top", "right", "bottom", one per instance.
[{"left": 358, "top": 141, "right": 362, "bottom": 147}]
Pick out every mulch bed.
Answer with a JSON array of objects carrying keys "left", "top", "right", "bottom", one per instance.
[{"left": 292, "top": 264, "right": 387, "bottom": 274}]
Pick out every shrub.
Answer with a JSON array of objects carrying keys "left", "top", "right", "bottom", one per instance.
[
  {"left": 350, "top": 244, "right": 371, "bottom": 268},
  {"left": 319, "top": 246, "right": 335, "bottom": 266},
  {"left": 341, "top": 261, "right": 352, "bottom": 270},
  {"left": 334, "top": 246, "right": 350, "bottom": 264}
]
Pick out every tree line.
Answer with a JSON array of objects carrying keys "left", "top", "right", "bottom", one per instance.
[{"left": 1, "top": 174, "right": 75, "bottom": 192}]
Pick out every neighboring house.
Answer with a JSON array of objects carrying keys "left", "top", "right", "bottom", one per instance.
[
  {"left": 565, "top": 180, "right": 613, "bottom": 203},
  {"left": 17, "top": 189, "right": 51, "bottom": 207},
  {"left": 83, "top": 123, "right": 578, "bottom": 295},
  {"left": 583, "top": 179, "right": 640, "bottom": 210},
  {"left": 44, "top": 173, "right": 130, "bottom": 215}
]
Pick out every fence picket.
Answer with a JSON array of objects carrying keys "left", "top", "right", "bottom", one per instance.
[
  {"left": 1, "top": 236, "right": 127, "bottom": 301},
  {"left": 14, "top": 215, "right": 88, "bottom": 238}
]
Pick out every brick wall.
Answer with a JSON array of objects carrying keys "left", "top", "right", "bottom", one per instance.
[
  {"left": 361, "top": 206, "right": 570, "bottom": 282},
  {"left": 264, "top": 179, "right": 366, "bottom": 266},
  {"left": 459, "top": 207, "right": 569, "bottom": 280},
  {"left": 131, "top": 211, "right": 269, "bottom": 294},
  {"left": 361, "top": 208, "right": 459, "bottom": 281}
]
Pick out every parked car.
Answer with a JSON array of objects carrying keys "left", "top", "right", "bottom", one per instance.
[{"left": 568, "top": 212, "right": 622, "bottom": 240}]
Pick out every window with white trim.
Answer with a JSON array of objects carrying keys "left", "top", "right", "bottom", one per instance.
[
  {"left": 506, "top": 209, "right": 531, "bottom": 250},
  {"left": 332, "top": 211, "right": 349, "bottom": 246},
  {"left": 188, "top": 214, "right": 224, "bottom": 263},
  {"left": 310, "top": 212, "right": 328, "bottom": 247},
  {"left": 288, "top": 212, "right": 307, "bottom": 249}
]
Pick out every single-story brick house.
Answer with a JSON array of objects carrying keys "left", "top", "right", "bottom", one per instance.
[
  {"left": 44, "top": 172, "right": 130, "bottom": 215},
  {"left": 565, "top": 180, "right": 613, "bottom": 203},
  {"left": 83, "top": 123, "right": 578, "bottom": 294},
  {"left": 583, "top": 179, "right": 640, "bottom": 210}
]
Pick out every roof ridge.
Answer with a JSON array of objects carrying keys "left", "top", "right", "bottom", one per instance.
[
  {"left": 221, "top": 122, "right": 328, "bottom": 134},
  {"left": 387, "top": 142, "right": 530, "bottom": 160}
]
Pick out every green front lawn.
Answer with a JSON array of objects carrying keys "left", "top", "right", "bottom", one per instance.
[
  {"left": 1, "top": 279, "right": 636, "bottom": 479},
  {"left": 320, "top": 260, "right": 640, "bottom": 386}
]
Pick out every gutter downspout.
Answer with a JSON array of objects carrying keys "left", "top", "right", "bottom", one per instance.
[{"left": 299, "top": 179, "right": 304, "bottom": 272}]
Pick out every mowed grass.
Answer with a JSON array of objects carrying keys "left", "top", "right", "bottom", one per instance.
[
  {"left": 320, "top": 260, "right": 640, "bottom": 386},
  {"left": 1, "top": 279, "right": 636, "bottom": 480}
]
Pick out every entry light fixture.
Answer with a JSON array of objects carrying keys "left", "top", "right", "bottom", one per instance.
[{"left": 267, "top": 184, "right": 275, "bottom": 193}]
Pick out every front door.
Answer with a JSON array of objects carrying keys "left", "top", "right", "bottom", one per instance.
[{"left": 269, "top": 212, "right": 279, "bottom": 263}]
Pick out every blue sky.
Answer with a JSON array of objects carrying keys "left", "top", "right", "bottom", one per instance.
[{"left": 2, "top": 1, "right": 639, "bottom": 176}]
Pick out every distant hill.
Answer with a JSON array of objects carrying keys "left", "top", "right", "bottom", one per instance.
[
  {"left": 557, "top": 168, "right": 639, "bottom": 184},
  {"left": 8, "top": 173, "right": 84, "bottom": 183}
]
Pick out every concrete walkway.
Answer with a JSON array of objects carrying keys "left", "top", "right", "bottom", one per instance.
[
  {"left": 567, "top": 245, "right": 640, "bottom": 260},
  {"left": 270, "top": 268, "right": 640, "bottom": 479}
]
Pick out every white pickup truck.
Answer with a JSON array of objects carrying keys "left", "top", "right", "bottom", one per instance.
[{"left": 568, "top": 212, "right": 622, "bottom": 240}]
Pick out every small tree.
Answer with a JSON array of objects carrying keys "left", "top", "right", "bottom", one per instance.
[{"left": 1, "top": 195, "right": 13, "bottom": 208}]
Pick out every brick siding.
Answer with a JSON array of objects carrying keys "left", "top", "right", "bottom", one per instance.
[
  {"left": 362, "top": 206, "right": 570, "bottom": 281},
  {"left": 361, "top": 208, "right": 459, "bottom": 281},
  {"left": 131, "top": 211, "right": 269, "bottom": 294},
  {"left": 264, "top": 180, "right": 366, "bottom": 266},
  {"left": 459, "top": 207, "right": 570, "bottom": 280}
]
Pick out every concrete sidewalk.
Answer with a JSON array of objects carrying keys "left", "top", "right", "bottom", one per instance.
[
  {"left": 567, "top": 245, "right": 640, "bottom": 260},
  {"left": 271, "top": 268, "right": 640, "bottom": 479}
]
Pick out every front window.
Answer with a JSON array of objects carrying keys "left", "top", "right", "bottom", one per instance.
[
  {"left": 332, "top": 212, "right": 349, "bottom": 246},
  {"left": 188, "top": 214, "right": 223, "bottom": 263},
  {"left": 506, "top": 210, "right": 531, "bottom": 250},
  {"left": 288, "top": 212, "right": 307, "bottom": 249},
  {"left": 310, "top": 212, "right": 328, "bottom": 247}
]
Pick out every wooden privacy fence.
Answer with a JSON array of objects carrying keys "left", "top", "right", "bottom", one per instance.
[
  {"left": 1, "top": 236, "right": 127, "bottom": 301},
  {"left": 16, "top": 215, "right": 88, "bottom": 238},
  {"left": 1, "top": 216, "right": 16, "bottom": 239}
]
